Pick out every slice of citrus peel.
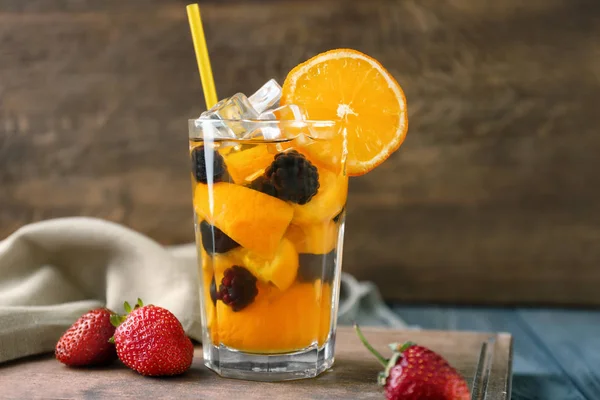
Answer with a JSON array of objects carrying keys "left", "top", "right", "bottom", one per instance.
[{"left": 281, "top": 49, "right": 408, "bottom": 176}]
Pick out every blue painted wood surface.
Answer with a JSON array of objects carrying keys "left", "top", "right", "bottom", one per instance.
[{"left": 391, "top": 306, "right": 600, "bottom": 400}]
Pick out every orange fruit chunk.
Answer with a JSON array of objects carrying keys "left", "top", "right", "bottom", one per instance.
[
  {"left": 285, "top": 221, "right": 338, "bottom": 254},
  {"left": 194, "top": 182, "right": 293, "bottom": 258},
  {"left": 281, "top": 48, "right": 408, "bottom": 176},
  {"left": 199, "top": 249, "right": 217, "bottom": 339},
  {"left": 265, "top": 137, "right": 343, "bottom": 176},
  {"left": 228, "top": 238, "right": 299, "bottom": 291},
  {"left": 295, "top": 134, "right": 344, "bottom": 175},
  {"left": 224, "top": 145, "right": 275, "bottom": 184},
  {"left": 291, "top": 169, "right": 348, "bottom": 225},
  {"left": 213, "top": 281, "right": 332, "bottom": 353}
]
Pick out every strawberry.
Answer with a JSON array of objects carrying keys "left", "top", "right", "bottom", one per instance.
[
  {"left": 110, "top": 299, "right": 194, "bottom": 376},
  {"left": 55, "top": 308, "right": 117, "bottom": 367},
  {"left": 355, "top": 324, "right": 471, "bottom": 400}
]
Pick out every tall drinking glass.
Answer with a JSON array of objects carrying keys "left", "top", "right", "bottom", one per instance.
[{"left": 189, "top": 119, "right": 347, "bottom": 381}]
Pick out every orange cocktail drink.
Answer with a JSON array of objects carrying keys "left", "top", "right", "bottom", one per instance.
[{"left": 190, "top": 48, "right": 407, "bottom": 381}]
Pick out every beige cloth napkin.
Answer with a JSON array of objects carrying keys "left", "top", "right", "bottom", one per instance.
[
  {"left": 0, "top": 217, "right": 202, "bottom": 364},
  {"left": 0, "top": 217, "right": 407, "bottom": 364}
]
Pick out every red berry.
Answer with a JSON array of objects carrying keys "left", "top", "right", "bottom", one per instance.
[
  {"left": 384, "top": 345, "right": 470, "bottom": 400},
  {"left": 112, "top": 303, "right": 193, "bottom": 376},
  {"left": 217, "top": 266, "right": 258, "bottom": 311},
  {"left": 55, "top": 308, "right": 117, "bottom": 367},
  {"left": 355, "top": 325, "right": 471, "bottom": 400}
]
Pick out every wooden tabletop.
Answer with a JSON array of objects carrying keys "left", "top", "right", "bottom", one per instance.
[
  {"left": 393, "top": 305, "right": 600, "bottom": 400},
  {"left": 0, "top": 327, "right": 512, "bottom": 399}
]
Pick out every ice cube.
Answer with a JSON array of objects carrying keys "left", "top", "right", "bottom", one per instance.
[
  {"left": 197, "top": 80, "right": 282, "bottom": 139},
  {"left": 201, "top": 93, "right": 258, "bottom": 120},
  {"left": 198, "top": 93, "right": 259, "bottom": 138},
  {"left": 249, "top": 104, "right": 308, "bottom": 140},
  {"left": 240, "top": 123, "right": 280, "bottom": 140},
  {"left": 258, "top": 104, "right": 307, "bottom": 121},
  {"left": 248, "top": 79, "right": 282, "bottom": 114}
]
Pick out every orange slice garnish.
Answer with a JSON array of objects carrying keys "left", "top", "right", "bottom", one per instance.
[{"left": 281, "top": 49, "right": 408, "bottom": 176}]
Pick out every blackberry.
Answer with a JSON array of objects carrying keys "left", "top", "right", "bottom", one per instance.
[
  {"left": 248, "top": 175, "right": 278, "bottom": 198},
  {"left": 297, "top": 251, "right": 337, "bottom": 284},
  {"left": 217, "top": 266, "right": 258, "bottom": 311},
  {"left": 200, "top": 221, "right": 239, "bottom": 254},
  {"left": 265, "top": 150, "right": 319, "bottom": 204},
  {"left": 191, "top": 146, "right": 227, "bottom": 183},
  {"left": 209, "top": 277, "right": 217, "bottom": 305}
]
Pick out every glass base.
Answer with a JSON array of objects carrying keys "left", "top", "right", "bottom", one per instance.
[{"left": 203, "top": 336, "right": 336, "bottom": 381}]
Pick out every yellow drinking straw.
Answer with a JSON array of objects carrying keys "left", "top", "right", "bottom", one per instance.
[{"left": 186, "top": 3, "right": 218, "bottom": 109}]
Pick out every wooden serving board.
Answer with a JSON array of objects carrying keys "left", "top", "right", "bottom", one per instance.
[{"left": 0, "top": 327, "right": 512, "bottom": 399}]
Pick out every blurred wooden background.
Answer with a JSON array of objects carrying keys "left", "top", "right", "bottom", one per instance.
[{"left": 1, "top": 0, "right": 599, "bottom": 305}]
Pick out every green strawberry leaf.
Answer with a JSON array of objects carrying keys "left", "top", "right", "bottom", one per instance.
[
  {"left": 377, "top": 371, "right": 387, "bottom": 386},
  {"left": 354, "top": 323, "right": 388, "bottom": 367},
  {"left": 398, "top": 342, "right": 415, "bottom": 352},
  {"left": 110, "top": 313, "right": 126, "bottom": 328},
  {"left": 382, "top": 351, "right": 402, "bottom": 385}
]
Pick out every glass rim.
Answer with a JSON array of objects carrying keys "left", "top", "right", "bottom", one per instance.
[{"left": 188, "top": 118, "right": 338, "bottom": 127}]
